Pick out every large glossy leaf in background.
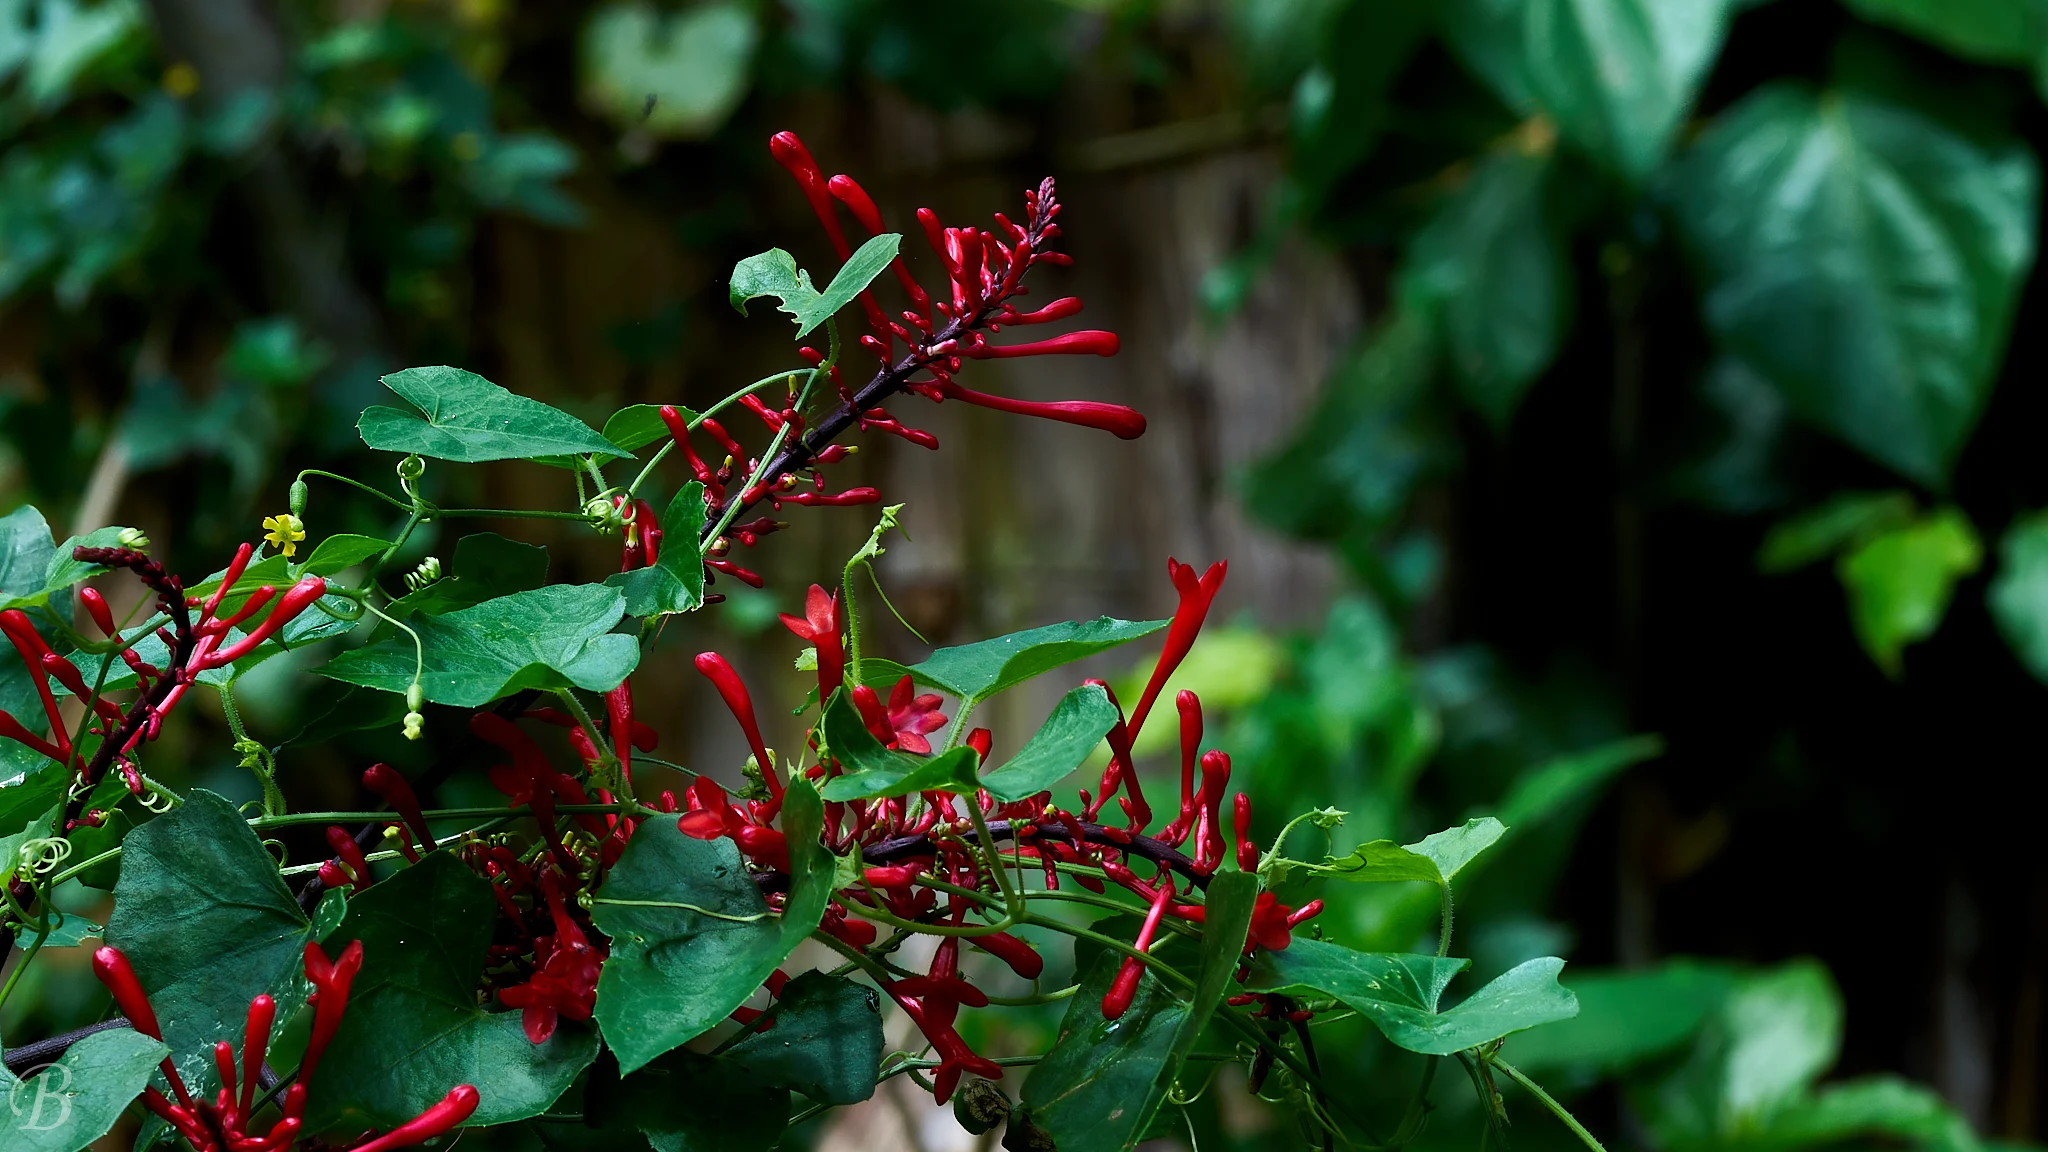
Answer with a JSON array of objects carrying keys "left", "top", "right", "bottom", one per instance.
[
  {"left": 1843, "top": 0, "right": 2048, "bottom": 72},
  {"left": 1248, "top": 939, "right": 1578, "bottom": 1054},
  {"left": 1443, "top": 0, "right": 1734, "bottom": 179},
  {"left": 604, "top": 481, "right": 708, "bottom": 617},
  {"left": 579, "top": 1, "right": 760, "bottom": 140},
  {"left": 1506, "top": 961, "right": 1738, "bottom": 1076},
  {"left": 0, "top": 1026, "right": 169, "bottom": 1152},
  {"left": 1636, "top": 959, "right": 1842, "bottom": 1144},
  {"left": 311, "top": 852, "right": 599, "bottom": 1130},
  {"left": 358, "top": 365, "right": 628, "bottom": 463},
  {"left": 723, "top": 970, "right": 884, "bottom": 1105},
  {"left": 1017, "top": 872, "right": 1257, "bottom": 1152},
  {"left": 106, "top": 791, "right": 313, "bottom": 1102},
  {"left": 1404, "top": 146, "right": 1572, "bottom": 427},
  {"left": 593, "top": 781, "right": 831, "bottom": 1074},
  {"left": 1672, "top": 84, "right": 2040, "bottom": 485},
  {"left": 320, "top": 584, "right": 640, "bottom": 706},
  {"left": 1990, "top": 510, "right": 2048, "bottom": 683}
]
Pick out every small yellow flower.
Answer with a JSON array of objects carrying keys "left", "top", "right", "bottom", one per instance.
[{"left": 262, "top": 513, "right": 307, "bottom": 558}]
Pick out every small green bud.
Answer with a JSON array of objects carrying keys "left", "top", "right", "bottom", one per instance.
[
  {"left": 288, "top": 478, "right": 309, "bottom": 519},
  {"left": 403, "top": 711, "right": 425, "bottom": 741},
  {"left": 406, "top": 683, "right": 425, "bottom": 713},
  {"left": 116, "top": 527, "right": 150, "bottom": 551}
]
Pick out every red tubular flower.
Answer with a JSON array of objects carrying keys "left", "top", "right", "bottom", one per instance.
[
  {"left": 78, "top": 586, "right": 118, "bottom": 635},
  {"left": 1103, "top": 882, "right": 1175, "bottom": 1020},
  {"left": 364, "top": 763, "right": 433, "bottom": 851},
  {"left": 937, "top": 379, "right": 1146, "bottom": 440},
  {"left": 92, "top": 946, "right": 197, "bottom": 1111},
  {"left": 301, "top": 940, "right": 365, "bottom": 1089},
  {"left": 965, "top": 727, "right": 993, "bottom": 763},
  {"left": 1083, "top": 680, "right": 1149, "bottom": 828},
  {"left": 499, "top": 873, "right": 601, "bottom": 1043},
  {"left": 42, "top": 652, "right": 122, "bottom": 723},
  {"left": 0, "top": 609, "right": 69, "bottom": 759},
  {"left": 200, "top": 575, "right": 328, "bottom": 668},
  {"left": 695, "top": 652, "right": 782, "bottom": 800},
  {"left": 605, "top": 682, "right": 641, "bottom": 788},
  {"left": 1159, "top": 690, "right": 1204, "bottom": 847},
  {"left": 779, "top": 584, "right": 846, "bottom": 698},
  {"left": 241, "top": 993, "right": 276, "bottom": 1120},
  {"left": 886, "top": 675, "right": 948, "bottom": 754},
  {"left": 1192, "top": 750, "right": 1231, "bottom": 874},
  {"left": 1128, "top": 560, "right": 1227, "bottom": 738},
  {"left": 961, "top": 329, "right": 1120, "bottom": 359},
  {"left": 1234, "top": 793, "right": 1258, "bottom": 873},
  {"left": 325, "top": 826, "right": 373, "bottom": 893},
  {"left": 970, "top": 931, "right": 1044, "bottom": 980},
  {"left": 1002, "top": 297, "right": 1085, "bottom": 325},
  {"left": 345, "top": 1085, "right": 481, "bottom": 1152}
]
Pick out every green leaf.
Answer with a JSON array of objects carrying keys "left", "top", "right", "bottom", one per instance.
[
  {"left": 1407, "top": 817, "right": 1509, "bottom": 882},
  {"left": 1017, "top": 873, "right": 1258, "bottom": 1152},
  {"left": 1759, "top": 1077, "right": 1976, "bottom": 1151},
  {"left": 1990, "top": 511, "right": 2048, "bottom": 684},
  {"left": 576, "top": 1049, "right": 790, "bottom": 1152},
  {"left": 309, "top": 852, "right": 599, "bottom": 1129},
  {"left": 1672, "top": 85, "right": 2039, "bottom": 484},
  {"left": 901, "top": 616, "right": 1168, "bottom": 705},
  {"left": 1493, "top": 735, "right": 1664, "bottom": 831},
  {"left": 579, "top": 1, "right": 760, "bottom": 140},
  {"left": 105, "top": 791, "right": 313, "bottom": 1101},
  {"left": 357, "top": 365, "right": 628, "bottom": 463},
  {"left": 817, "top": 690, "right": 978, "bottom": 801},
  {"left": 0, "top": 1026, "right": 169, "bottom": 1151},
  {"left": 593, "top": 780, "right": 831, "bottom": 1074},
  {"left": 1298, "top": 818, "right": 1506, "bottom": 886},
  {"left": 1440, "top": 0, "right": 1540, "bottom": 112},
  {"left": 320, "top": 584, "right": 640, "bottom": 706},
  {"left": 980, "top": 685, "right": 1120, "bottom": 803},
  {"left": 1837, "top": 508, "right": 1982, "bottom": 675},
  {"left": 387, "top": 531, "right": 550, "bottom": 620},
  {"left": 1637, "top": 959, "right": 1843, "bottom": 1143},
  {"left": 604, "top": 483, "right": 708, "bottom": 617},
  {"left": 729, "top": 233, "right": 902, "bottom": 339},
  {"left": 3, "top": 524, "right": 131, "bottom": 612},
  {"left": 0, "top": 505, "right": 59, "bottom": 606},
  {"left": 1505, "top": 961, "right": 1737, "bottom": 1075},
  {"left": 1842, "top": 0, "right": 2048, "bottom": 67},
  {"left": 603, "top": 403, "right": 688, "bottom": 454},
  {"left": 1522, "top": 0, "right": 1736, "bottom": 179},
  {"left": 1405, "top": 147, "right": 1571, "bottom": 426},
  {"left": 1758, "top": 490, "right": 1919, "bottom": 572},
  {"left": 1249, "top": 941, "right": 1577, "bottom": 1054},
  {"left": 724, "top": 971, "right": 883, "bottom": 1105},
  {"left": 295, "top": 533, "right": 394, "bottom": 577}
]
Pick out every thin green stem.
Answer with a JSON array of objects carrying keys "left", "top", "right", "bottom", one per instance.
[
  {"left": 625, "top": 369, "right": 809, "bottom": 500},
  {"left": 1490, "top": 1057, "right": 1607, "bottom": 1152},
  {"left": 0, "top": 923, "right": 50, "bottom": 1017},
  {"left": 47, "top": 846, "right": 122, "bottom": 888},
  {"left": 1436, "top": 883, "right": 1455, "bottom": 959},
  {"left": 431, "top": 508, "right": 595, "bottom": 522},
  {"left": 297, "top": 469, "right": 412, "bottom": 511},
  {"left": 248, "top": 803, "right": 639, "bottom": 829}
]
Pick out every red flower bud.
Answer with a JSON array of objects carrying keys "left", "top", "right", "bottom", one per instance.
[
  {"left": 364, "top": 763, "right": 433, "bottom": 850},
  {"left": 694, "top": 652, "right": 781, "bottom": 800},
  {"left": 963, "top": 329, "right": 1119, "bottom": 359},
  {"left": 79, "top": 586, "right": 118, "bottom": 635},
  {"left": 937, "top": 379, "right": 1145, "bottom": 440},
  {"left": 345, "top": 1085, "right": 481, "bottom": 1152}
]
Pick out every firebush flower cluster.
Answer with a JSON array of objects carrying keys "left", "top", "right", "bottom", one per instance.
[
  {"left": 90, "top": 943, "right": 477, "bottom": 1152},
  {"left": 0, "top": 130, "right": 1590, "bottom": 1152}
]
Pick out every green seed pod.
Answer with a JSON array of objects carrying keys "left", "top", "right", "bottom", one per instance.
[
  {"left": 953, "top": 1078, "right": 1010, "bottom": 1136},
  {"left": 289, "top": 478, "right": 308, "bottom": 519},
  {"left": 407, "top": 683, "right": 425, "bottom": 713}
]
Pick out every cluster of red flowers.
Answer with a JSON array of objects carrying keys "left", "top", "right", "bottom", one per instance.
[
  {"left": 90, "top": 943, "right": 476, "bottom": 1152},
  {"left": 670, "top": 556, "right": 1324, "bottom": 1100},
  {"left": 0, "top": 544, "right": 326, "bottom": 809},
  {"left": 651, "top": 131, "right": 1142, "bottom": 592}
]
